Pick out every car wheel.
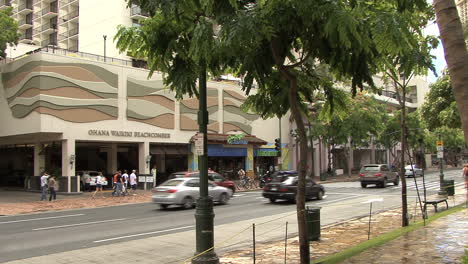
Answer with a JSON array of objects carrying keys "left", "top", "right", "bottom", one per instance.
[
  {"left": 361, "top": 183, "right": 367, "bottom": 188},
  {"left": 182, "top": 197, "right": 195, "bottom": 209},
  {"left": 219, "top": 193, "right": 230, "bottom": 205},
  {"left": 381, "top": 178, "right": 387, "bottom": 188},
  {"left": 269, "top": 198, "right": 276, "bottom": 203},
  {"left": 317, "top": 190, "right": 324, "bottom": 200},
  {"left": 160, "top": 204, "right": 169, "bottom": 210},
  {"left": 394, "top": 177, "right": 400, "bottom": 186}
]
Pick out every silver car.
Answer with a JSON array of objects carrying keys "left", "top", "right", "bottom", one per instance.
[
  {"left": 405, "top": 165, "right": 423, "bottom": 177},
  {"left": 151, "top": 178, "right": 232, "bottom": 209}
]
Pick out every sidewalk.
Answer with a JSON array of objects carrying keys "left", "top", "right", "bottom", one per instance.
[{"left": 343, "top": 208, "right": 467, "bottom": 264}]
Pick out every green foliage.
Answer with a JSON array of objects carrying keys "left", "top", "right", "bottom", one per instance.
[
  {"left": 420, "top": 74, "right": 461, "bottom": 130},
  {"left": 0, "top": 7, "right": 20, "bottom": 59},
  {"left": 309, "top": 93, "right": 387, "bottom": 148}
]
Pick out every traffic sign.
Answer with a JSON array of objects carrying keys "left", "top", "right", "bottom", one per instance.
[
  {"left": 436, "top": 140, "right": 443, "bottom": 146},
  {"left": 195, "top": 133, "right": 204, "bottom": 156},
  {"left": 437, "top": 151, "right": 443, "bottom": 159},
  {"left": 436, "top": 146, "right": 444, "bottom": 151}
]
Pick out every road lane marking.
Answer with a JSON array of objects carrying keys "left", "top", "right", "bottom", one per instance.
[
  {"left": 32, "top": 218, "right": 126, "bottom": 231},
  {"left": 93, "top": 225, "right": 194, "bottom": 243},
  {"left": 0, "top": 214, "right": 85, "bottom": 224},
  {"left": 315, "top": 196, "right": 359, "bottom": 205}
]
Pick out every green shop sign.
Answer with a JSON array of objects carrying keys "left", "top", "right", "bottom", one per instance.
[{"left": 256, "top": 149, "right": 278, "bottom": 157}]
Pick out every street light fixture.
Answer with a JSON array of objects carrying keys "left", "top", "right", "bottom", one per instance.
[{"left": 103, "top": 35, "right": 107, "bottom": 62}]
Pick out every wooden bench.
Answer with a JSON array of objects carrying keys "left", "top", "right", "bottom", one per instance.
[{"left": 423, "top": 198, "right": 449, "bottom": 213}]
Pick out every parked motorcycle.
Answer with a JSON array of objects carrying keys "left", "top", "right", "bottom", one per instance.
[{"left": 259, "top": 171, "right": 272, "bottom": 188}]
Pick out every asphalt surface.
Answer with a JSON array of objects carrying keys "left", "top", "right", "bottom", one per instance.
[{"left": 0, "top": 169, "right": 464, "bottom": 263}]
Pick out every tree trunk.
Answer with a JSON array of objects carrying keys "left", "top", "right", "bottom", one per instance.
[
  {"left": 400, "top": 85, "right": 409, "bottom": 227},
  {"left": 433, "top": 0, "right": 468, "bottom": 142},
  {"left": 287, "top": 77, "right": 310, "bottom": 263}
]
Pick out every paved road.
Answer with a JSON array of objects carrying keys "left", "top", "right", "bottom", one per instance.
[{"left": 0, "top": 170, "right": 464, "bottom": 263}]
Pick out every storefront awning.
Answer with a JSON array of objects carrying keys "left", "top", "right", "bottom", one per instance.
[{"left": 190, "top": 133, "right": 267, "bottom": 146}]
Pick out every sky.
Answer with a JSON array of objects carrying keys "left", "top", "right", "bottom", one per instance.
[{"left": 424, "top": 20, "right": 447, "bottom": 83}]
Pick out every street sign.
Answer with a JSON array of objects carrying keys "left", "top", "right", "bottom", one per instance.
[
  {"left": 436, "top": 146, "right": 444, "bottom": 151},
  {"left": 437, "top": 151, "right": 443, "bottom": 159},
  {"left": 195, "top": 132, "right": 204, "bottom": 156},
  {"left": 437, "top": 140, "right": 443, "bottom": 146}
]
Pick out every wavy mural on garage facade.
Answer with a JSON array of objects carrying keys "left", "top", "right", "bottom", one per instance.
[
  {"left": 180, "top": 88, "right": 219, "bottom": 132},
  {"left": 223, "top": 89, "right": 260, "bottom": 134},
  {"left": 126, "top": 78, "right": 175, "bottom": 129},
  {"left": 2, "top": 61, "right": 118, "bottom": 122}
]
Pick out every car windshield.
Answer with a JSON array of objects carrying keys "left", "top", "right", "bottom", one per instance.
[
  {"left": 361, "top": 166, "right": 379, "bottom": 172},
  {"left": 405, "top": 165, "right": 417, "bottom": 169},
  {"left": 161, "top": 179, "right": 185, "bottom": 186},
  {"left": 89, "top": 172, "right": 99, "bottom": 176}
]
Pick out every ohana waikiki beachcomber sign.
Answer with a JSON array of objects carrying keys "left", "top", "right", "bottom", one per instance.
[{"left": 88, "top": 129, "right": 170, "bottom": 139}]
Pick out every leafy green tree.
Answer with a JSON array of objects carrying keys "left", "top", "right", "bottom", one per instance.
[
  {"left": 429, "top": 127, "right": 465, "bottom": 166},
  {"left": 115, "top": 0, "right": 435, "bottom": 261},
  {"left": 0, "top": 7, "right": 19, "bottom": 60},
  {"left": 224, "top": 0, "right": 434, "bottom": 257},
  {"left": 421, "top": 74, "right": 461, "bottom": 130},
  {"left": 309, "top": 92, "right": 386, "bottom": 175}
]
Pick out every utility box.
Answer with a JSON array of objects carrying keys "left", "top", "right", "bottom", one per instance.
[
  {"left": 443, "top": 180, "right": 455, "bottom": 196},
  {"left": 305, "top": 206, "right": 321, "bottom": 241}
]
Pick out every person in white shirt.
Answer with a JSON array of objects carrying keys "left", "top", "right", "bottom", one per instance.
[
  {"left": 92, "top": 172, "right": 105, "bottom": 198},
  {"left": 129, "top": 170, "right": 137, "bottom": 195},
  {"left": 40, "top": 172, "right": 49, "bottom": 201},
  {"left": 122, "top": 170, "right": 129, "bottom": 188}
]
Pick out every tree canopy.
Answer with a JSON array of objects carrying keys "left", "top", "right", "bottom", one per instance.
[
  {"left": 420, "top": 74, "right": 461, "bottom": 130},
  {"left": 0, "top": 8, "right": 19, "bottom": 60}
]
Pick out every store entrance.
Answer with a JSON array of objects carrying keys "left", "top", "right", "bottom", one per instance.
[{"left": 208, "top": 157, "right": 245, "bottom": 180}]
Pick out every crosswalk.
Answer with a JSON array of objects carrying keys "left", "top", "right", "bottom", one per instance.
[{"left": 394, "top": 179, "right": 464, "bottom": 191}]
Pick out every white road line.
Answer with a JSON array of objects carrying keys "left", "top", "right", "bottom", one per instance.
[
  {"left": 93, "top": 225, "right": 194, "bottom": 243},
  {"left": 32, "top": 218, "right": 126, "bottom": 231},
  {"left": 0, "top": 214, "right": 85, "bottom": 225},
  {"left": 326, "top": 192, "right": 369, "bottom": 196},
  {"left": 315, "top": 196, "right": 358, "bottom": 205}
]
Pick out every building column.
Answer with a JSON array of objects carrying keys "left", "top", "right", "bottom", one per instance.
[
  {"left": 313, "top": 140, "right": 320, "bottom": 177},
  {"left": 61, "top": 139, "right": 75, "bottom": 193},
  {"left": 138, "top": 141, "right": 150, "bottom": 174},
  {"left": 370, "top": 138, "right": 376, "bottom": 164},
  {"left": 245, "top": 145, "right": 254, "bottom": 171},
  {"left": 34, "top": 143, "right": 45, "bottom": 176},
  {"left": 107, "top": 143, "right": 118, "bottom": 174},
  {"left": 348, "top": 140, "right": 354, "bottom": 176},
  {"left": 189, "top": 144, "right": 199, "bottom": 171}
]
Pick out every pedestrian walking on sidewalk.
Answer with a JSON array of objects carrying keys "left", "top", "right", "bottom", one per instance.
[
  {"left": 113, "top": 170, "right": 123, "bottom": 197},
  {"left": 48, "top": 176, "right": 57, "bottom": 201},
  {"left": 40, "top": 172, "right": 49, "bottom": 201},
  {"left": 129, "top": 169, "right": 137, "bottom": 195},
  {"left": 92, "top": 172, "right": 105, "bottom": 198}
]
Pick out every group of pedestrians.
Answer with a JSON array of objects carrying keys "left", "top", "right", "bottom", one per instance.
[
  {"left": 40, "top": 172, "right": 57, "bottom": 202},
  {"left": 112, "top": 169, "right": 138, "bottom": 197}
]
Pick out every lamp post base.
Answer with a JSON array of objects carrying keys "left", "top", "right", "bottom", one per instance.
[{"left": 192, "top": 196, "right": 219, "bottom": 264}]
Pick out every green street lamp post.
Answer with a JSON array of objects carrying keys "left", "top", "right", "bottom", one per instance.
[
  {"left": 192, "top": 63, "right": 219, "bottom": 264},
  {"left": 437, "top": 134, "right": 447, "bottom": 196}
]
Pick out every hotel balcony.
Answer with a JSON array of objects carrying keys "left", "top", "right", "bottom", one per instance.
[
  {"left": 58, "top": 27, "right": 78, "bottom": 41},
  {"left": 59, "top": 0, "right": 77, "bottom": 8},
  {"left": 59, "top": 9, "right": 79, "bottom": 24},
  {"left": 33, "top": 22, "right": 56, "bottom": 35},
  {"left": 17, "top": 3, "right": 33, "bottom": 15},
  {"left": 0, "top": 0, "right": 12, "bottom": 10},
  {"left": 130, "top": 6, "right": 149, "bottom": 20},
  {"left": 19, "top": 32, "right": 33, "bottom": 43},
  {"left": 41, "top": 5, "right": 58, "bottom": 19},
  {"left": 18, "top": 18, "right": 33, "bottom": 29}
]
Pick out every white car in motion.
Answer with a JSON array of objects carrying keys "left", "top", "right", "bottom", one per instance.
[
  {"left": 404, "top": 165, "right": 423, "bottom": 177},
  {"left": 152, "top": 177, "right": 232, "bottom": 209}
]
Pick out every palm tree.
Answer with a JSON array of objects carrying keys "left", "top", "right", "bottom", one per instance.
[{"left": 433, "top": 0, "right": 468, "bottom": 142}]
